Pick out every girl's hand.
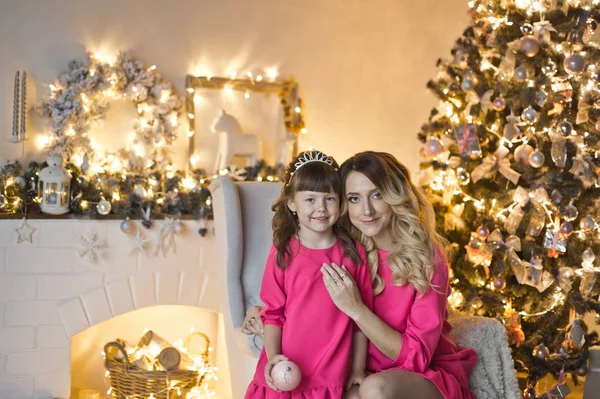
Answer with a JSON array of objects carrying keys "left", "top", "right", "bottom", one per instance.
[
  {"left": 241, "top": 305, "right": 264, "bottom": 336},
  {"left": 321, "top": 263, "right": 365, "bottom": 319},
  {"left": 345, "top": 369, "right": 366, "bottom": 391},
  {"left": 264, "top": 354, "right": 289, "bottom": 391}
]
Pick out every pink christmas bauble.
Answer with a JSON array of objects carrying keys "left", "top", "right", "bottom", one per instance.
[{"left": 271, "top": 360, "right": 302, "bottom": 392}]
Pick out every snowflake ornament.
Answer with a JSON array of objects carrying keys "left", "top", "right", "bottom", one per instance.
[
  {"left": 78, "top": 232, "right": 106, "bottom": 262},
  {"left": 130, "top": 230, "right": 152, "bottom": 255}
]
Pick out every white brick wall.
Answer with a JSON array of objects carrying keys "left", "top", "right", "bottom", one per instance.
[
  {"left": 0, "top": 328, "right": 35, "bottom": 351},
  {"left": 0, "top": 376, "right": 34, "bottom": 399},
  {"left": 5, "top": 349, "right": 70, "bottom": 375},
  {"left": 0, "top": 276, "right": 36, "bottom": 301},
  {"left": 0, "top": 220, "right": 220, "bottom": 399},
  {"left": 36, "top": 326, "right": 69, "bottom": 349}
]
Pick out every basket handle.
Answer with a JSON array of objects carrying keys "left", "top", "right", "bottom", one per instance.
[
  {"left": 183, "top": 332, "right": 211, "bottom": 358},
  {"left": 104, "top": 341, "right": 131, "bottom": 369}
]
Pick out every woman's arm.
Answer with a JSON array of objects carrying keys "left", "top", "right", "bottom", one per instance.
[
  {"left": 322, "top": 263, "right": 403, "bottom": 360},
  {"left": 352, "top": 303, "right": 403, "bottom": 360}
]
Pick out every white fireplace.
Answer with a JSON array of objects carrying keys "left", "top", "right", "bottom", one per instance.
[{"left": 0, "top": 218, "right": 232, "bottom": 399}]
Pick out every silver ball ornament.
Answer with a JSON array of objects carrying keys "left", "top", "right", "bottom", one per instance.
[
  {"left": 521, "top": 106, "right": 538, "bottom": 123},
  {"left": 519, "top": 35, "right": 541, "bottom": 57},
  {"left": 564, "top": 54, "right": 586, "bottom": 74},
  {"left": 560, "top": 222, "right": 573, "bottom": 236},
  {"left": 461, "top": 76, "right": 475, "bottom": 91},
  {"left": 458, "top": 170, "right": 470, "bottom": 185},
  {"left": 583, "top": 247, "right": 595, "bottom": 263},
  {"left": 563, "top": 205, "right": 579, "bottom": 222},
  {"left": 588, "top": 19, "right": 598, "bottom": 33},
  {"left": 514, "top": 65, "right": 528, "bottom": 81},
  {"left": 120, "top": 217, "right": 133, "bottom": 233},
  {"left": 425, "top": 137, "right": 444, "bottom": 157},
  {"left": 477, "top": 225, "right": 490, "bottom": 238},
  {"left": 521, "top": 23, "right": 534, "bottom": 35},
  {"left": 580, "top": 215, "right": 596, "bottom": 230},
  {"left": 97, "top": 199, "right": 112, "bottom": 216},
  {"left": 543, "top": 60, "right": 557, "bottom": 76},
  {"left": 493, "top": 275, "right": 506, "bottom": 290},
  {"left": 514, "top": 144, "right": 534, "bottom": 164},
  {"left": 559, "top": 121, "right": 573, "bottom": 136},
  {"left": 533, "top": 343, "right": 550, "bottom": 360},
  {"left": 0, "top": 194, "right": 5, "bottom": 209},
  {"left": 492, "top": 97, "right": 506, "bottom": 111},
  {"left": 528, "top": 150, "right": 545, "bottom": 168},
  {"left": 524, "top": 387, "right": 537, "bottom": 399}
]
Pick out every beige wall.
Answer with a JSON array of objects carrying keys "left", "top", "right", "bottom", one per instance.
[{"left": 0, "top": 0, "right": 470, "bottom": 173}]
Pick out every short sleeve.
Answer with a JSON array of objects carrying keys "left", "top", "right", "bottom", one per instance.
[
  {"left": 353, "top": 242, "right": 373, "bottom": 332},
  {"left": 394, "top": 248, "right": 448, "bottom": 372},
  {"left": 259, "top": 246, "right": 287, "bottom": 328}
]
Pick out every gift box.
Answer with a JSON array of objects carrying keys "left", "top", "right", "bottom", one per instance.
[
  {"left": 454, "top": 123, "right": 481, "bottom": 159},
  {"left": 583, "top": 345, "right": 600, "bottom": 398}
]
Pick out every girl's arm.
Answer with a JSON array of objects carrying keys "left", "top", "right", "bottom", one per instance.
[
  {"left": 263, "top": 324, "right": 282, "bottom": 359},
  {"left": 260, "top": 247, "right": 289, "bottom": 391},
  {"left": 350, "top": 331, "right": 368, "bottom": 371}
]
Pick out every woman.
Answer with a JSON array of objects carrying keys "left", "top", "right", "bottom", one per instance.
[{"left": 243, "top": 151, "right": 477, "bottom": 399}]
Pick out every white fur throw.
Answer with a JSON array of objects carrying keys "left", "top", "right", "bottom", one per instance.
[{"left": 448, "top": 311, "right": 522, "bottom": 399}]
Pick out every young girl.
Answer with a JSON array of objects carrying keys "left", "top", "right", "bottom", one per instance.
[{"left": 244, "top": 150, "right": 374, "bottom": 398}]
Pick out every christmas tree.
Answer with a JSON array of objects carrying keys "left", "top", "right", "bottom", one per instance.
[{"left": 418, "top": 0, "right": 600, "bottom": 395}]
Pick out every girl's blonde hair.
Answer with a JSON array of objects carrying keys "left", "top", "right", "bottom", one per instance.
[
  {"left": 271, "top": 150, "right": 361, "bottom": 270},
  {"left": 339, "top": 151, "right": 451, "bottom": 296}
]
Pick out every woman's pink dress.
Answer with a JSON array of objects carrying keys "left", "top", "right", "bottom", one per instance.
[
  {"left": 366, "top": 249, "right": 478, "bottom": 399},
  {"left": 245, "top": 237, "right": 373, "bottom": 398}
]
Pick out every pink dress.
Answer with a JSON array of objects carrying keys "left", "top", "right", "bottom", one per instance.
[
  {"left": 366, "top": 249, "right": 478, "bottom": 399},
  {"left": 245, "top": 237, "right": 373, "bottom": 398}
]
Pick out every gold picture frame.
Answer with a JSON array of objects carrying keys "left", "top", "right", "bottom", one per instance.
[{"left": 184, "top": 75, "right": 306, "bottom": 170}]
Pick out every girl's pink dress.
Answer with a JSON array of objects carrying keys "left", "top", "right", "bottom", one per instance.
[
  {"left": 366, "top": 249, "right": 478, "bottom": 399},
  {"left": 245, "top": 237, "right": 373, "bottom": 398}
]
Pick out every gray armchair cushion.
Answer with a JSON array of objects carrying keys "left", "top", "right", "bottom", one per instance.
[
  {"left": 448, "top": 311, "right": 521, "bottom": 399},
  {"left": 236, "top": 182, "right": 283, "bottom": 324}
]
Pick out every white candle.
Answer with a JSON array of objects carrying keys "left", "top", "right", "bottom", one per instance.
[
  {"left": 78, "top": 388, "right": 100, "bottom": 399},
  {"left": 11, "top": 71, "right": 19, "bottom": 142},
  {"left": 20, "top": 71, "right": 26, "bottom": 141}
]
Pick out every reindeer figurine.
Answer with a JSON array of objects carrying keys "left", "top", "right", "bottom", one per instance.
[{"left": 211, "top": 109, "right": 262, "bottom": 172}]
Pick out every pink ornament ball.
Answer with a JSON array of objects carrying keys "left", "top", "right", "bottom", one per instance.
[{"left": 271, "top": 360, "right": 302, "bottom": 392}]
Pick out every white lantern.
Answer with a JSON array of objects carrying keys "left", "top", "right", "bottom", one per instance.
[{"left": 38, "top": 155, "right": 71, "bottom": 214}]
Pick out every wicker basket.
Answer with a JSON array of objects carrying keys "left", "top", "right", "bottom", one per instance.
[{"left": 104, "top": 332, "right": 211, "bottom": 399}]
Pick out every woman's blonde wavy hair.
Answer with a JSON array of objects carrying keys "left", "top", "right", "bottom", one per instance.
[{"left": 339, "top": 151, "right": 451, "bottom": 296}]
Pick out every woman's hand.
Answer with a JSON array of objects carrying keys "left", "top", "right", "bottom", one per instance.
[
  {"left": 345, "top": 369, "right": 366, "bottom": 391},
  {"left": 264, "top": 354, "right": 289, "bottom": 391},
  {"left": 321, "top": 263, "right": 365, "bottom": 320},
  {"left": 241, "top": 305, "right": 264, "bottom": 336}
]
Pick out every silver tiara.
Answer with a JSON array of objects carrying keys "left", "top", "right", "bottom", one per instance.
[{"left": 290, "top": 151, "right": 337, "bottom": 178}]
